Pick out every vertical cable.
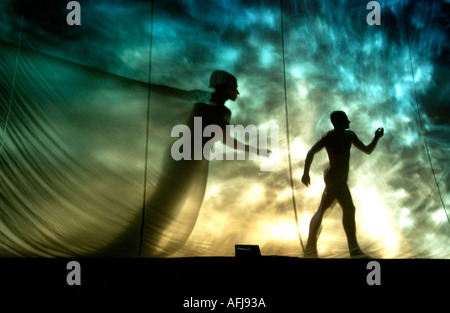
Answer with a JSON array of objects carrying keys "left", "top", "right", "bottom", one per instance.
[
  {"left": 280, "top": 0, "right": 306, "bottom": 254},
  {"left": 139, "top": 0, "right": 155, "bottom": 257},
  {"left": 402, "top": 0, "right": 449, "bottom": 224},
  {"left": 0, "top": 15, "right": 24, "bottom": 153}
]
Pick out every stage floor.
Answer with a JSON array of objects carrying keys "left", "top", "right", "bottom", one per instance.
[{"left": 1, "top": 256, "right": 447, "bottom": 310}]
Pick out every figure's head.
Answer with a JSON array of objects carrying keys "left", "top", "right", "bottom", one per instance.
[
  {"left": 330, "top": 110, "right": 350, "bottom": 129},
  {"left": 209, "top": 70, "right": 239, "bottom": 101}
]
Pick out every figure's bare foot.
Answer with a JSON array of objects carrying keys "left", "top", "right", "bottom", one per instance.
[
  {"left": 304, "top": 246, "right": 318, "bottom": 258},
  {"left": 350, "top": 248, "right": 371, "bottom": 259}
]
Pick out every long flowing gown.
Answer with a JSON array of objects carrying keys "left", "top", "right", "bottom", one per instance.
[{"left": 140, "top": 102, "right": 231, "bottom": 256}]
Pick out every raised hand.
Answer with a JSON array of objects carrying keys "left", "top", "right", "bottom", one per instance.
[
  {"left": 256, "top": 148, "right": 272, "bottom": 158},
  {"left": 375, "top": 127, "right": 384, "bottom": 139}
]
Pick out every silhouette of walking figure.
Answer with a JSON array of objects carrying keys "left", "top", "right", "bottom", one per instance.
[{"left": 301, "top": 111, "right": 384, "bottom": 258}]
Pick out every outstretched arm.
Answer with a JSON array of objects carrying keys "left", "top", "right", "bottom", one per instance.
[
  {"left": 224, "top": 130, "right": 271, "bottom": 157},
  {"left": 351, "top": 127, "right": 384, "bottom": 154},
  {"left": 302, "top": 139, "right": 325, "bottom": 186},
  {"left": 224, "top": 132, "right": 251, "bottom": 152}
]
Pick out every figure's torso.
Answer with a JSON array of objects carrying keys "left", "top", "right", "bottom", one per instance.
[{"left": 323, "top": 130, "right": 353, "bottom": 184}]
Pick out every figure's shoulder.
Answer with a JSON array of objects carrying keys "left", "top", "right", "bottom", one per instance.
[
  {"left": 322, "top": 130, "right": 336, "bottom": 139},
  {"left": 223, "top": 106, "right": 231, "bottom": 121},
  {"left": 324, "top": 130, "right": 356, "bottom": 142},
  {"left": 193, "top": 103, "right": 231, "bottom": 123},
  {"left": 194, "top": 102, "right": 210, "bottom": 109},
  {"left": 343, "top": 130, "right": 360, "bottom": 143},
  {"left": 344, "top": 130, "right": 357, "bottom": 137},
  {"left": 315, "top": 130, "right": 333, "bottom": 145},
  {"left": 193, "top": 102, "right": 213, "bottom": 114},
  {"left": 194, "top": 103, "right": 230, "bottom": 113}
]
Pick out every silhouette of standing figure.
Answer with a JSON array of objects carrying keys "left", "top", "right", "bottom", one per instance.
[
  {"left": 301, "top": 111, "right": 384, "bottom": 258},
  {"left": 141, "top": 70, "right": 264, "bottom": 256}
]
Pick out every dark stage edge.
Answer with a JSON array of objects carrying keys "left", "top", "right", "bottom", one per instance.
[{"left": 1, "top": 257, "right": 447, "bottom": 310}]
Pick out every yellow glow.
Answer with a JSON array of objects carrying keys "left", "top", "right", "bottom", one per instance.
[
  {"left": 289, "top": 138, "right": 308, "bottom": 157},
  {"left": 304, "top": 178, "right": 325, "bottom": 197},
  {"left": 277, "top": 188, "right": 293, "bottom": 201},
  {"left": 260, "top": 218, "right": 298, "bottom": 242},
  {"left": 298, "top": 212, "right": 312, "bottom": 236},
  {"left": 272, "top": 221, "right": 298, "bottom": 241},
  {"left": 204, "top": 185, "right": 220, "bottom": 201},
  {"left": 245, "top": 184, "right": 264, "bottom": 202},
  {"left": 257, "top": 149, "right": 281, "bottom": 171},
  {"left": 399, "top": 208, "right": 413, "bottom": 228},
  {"left": 353, "top": 185, "right": 400, "bottom": 256}
]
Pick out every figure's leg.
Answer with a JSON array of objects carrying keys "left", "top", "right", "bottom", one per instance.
[
  {"left": 336, "top": 185, "right": 369, "bottom": 258},
  {"left": 305, "top": 188, "right": 335, "bottom": 257}
]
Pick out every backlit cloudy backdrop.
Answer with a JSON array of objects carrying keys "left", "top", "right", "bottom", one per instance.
[{"left": 0, "top": 0, "right": 448, "bottom": 258}]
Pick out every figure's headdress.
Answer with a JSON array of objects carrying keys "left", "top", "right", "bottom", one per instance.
[{"left": 209, "top": 70, "right": 237, "bottom": 89}]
